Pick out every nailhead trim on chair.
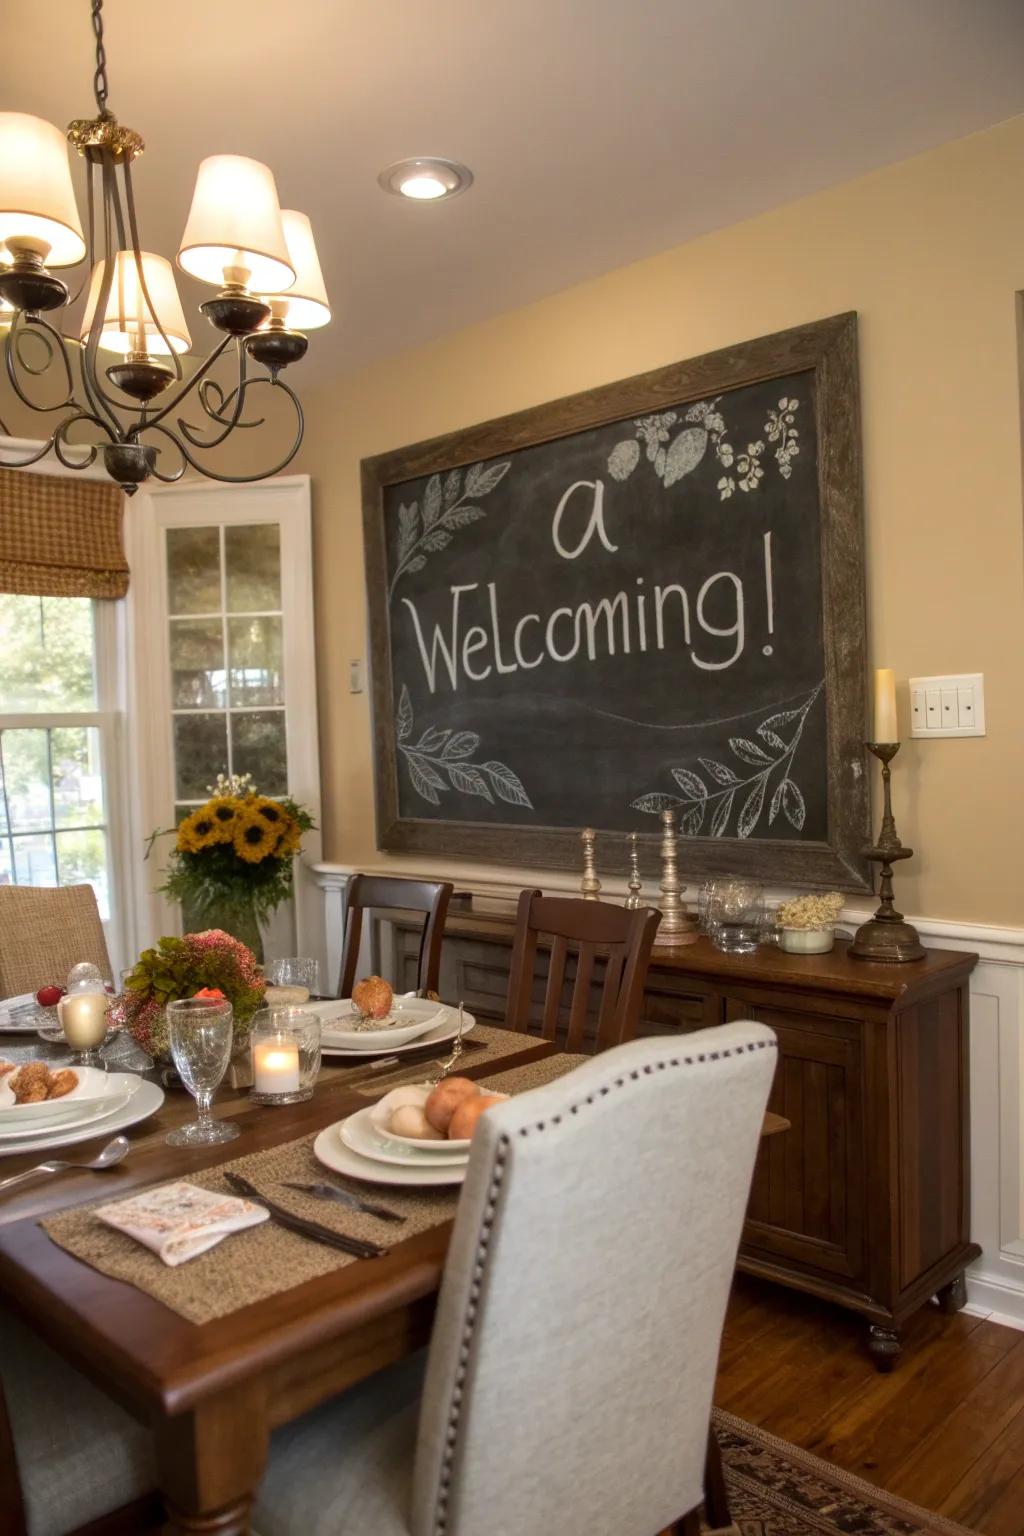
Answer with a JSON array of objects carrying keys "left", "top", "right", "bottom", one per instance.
[{"left": 430, "top": 1036, "right": 776, "bottom": 1533}]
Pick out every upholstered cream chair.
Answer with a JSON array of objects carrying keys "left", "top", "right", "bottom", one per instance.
[
  {"left": 0, "top": 885, "right": 112, "bottom": 999},
  {"left": 253, "top": 1020, "right": 777, "bottom": 1535}
]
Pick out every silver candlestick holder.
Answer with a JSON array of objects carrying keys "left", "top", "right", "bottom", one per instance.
[
  {"left": 624, "top": 831, "right": 644, "bottom": 910},
  {"left": 580, "top": 827, "right": 601, "bottom": 901},
  {"left": 657, "top": 809, "right": 698, "bottom": 945}
]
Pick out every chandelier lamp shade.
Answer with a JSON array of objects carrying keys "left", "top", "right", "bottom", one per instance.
[{"left": 0, "top": 0, "right": 330, "bottom": 492}]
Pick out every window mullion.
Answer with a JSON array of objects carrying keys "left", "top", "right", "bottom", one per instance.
[{"left": 45, "top": 725, "right": 58, "bottom": 885}]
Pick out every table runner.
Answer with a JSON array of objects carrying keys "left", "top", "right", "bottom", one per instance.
[{"left": 42, "top": 1053, "right": 586, "bottom": 1325}]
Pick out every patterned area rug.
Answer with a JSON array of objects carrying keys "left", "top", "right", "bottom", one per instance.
[{"left": 712, "top": 1410, "right": 978, "bottom": 1536}]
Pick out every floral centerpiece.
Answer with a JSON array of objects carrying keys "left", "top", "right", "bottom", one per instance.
[
  {"left": 152, "top": 774, "right": 315, "bottom": 961},
  {"left": 109, "top": 930, "right": 265, "bottom": 1064}
]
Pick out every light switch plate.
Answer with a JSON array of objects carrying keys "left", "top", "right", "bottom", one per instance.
[{"left": 909, "top": 673, "right": 985, "bottom": 737}]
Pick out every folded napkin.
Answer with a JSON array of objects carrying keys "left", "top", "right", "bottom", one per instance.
[{"left": 94, "top": 1181, "right": 270, "bottom": 1267}]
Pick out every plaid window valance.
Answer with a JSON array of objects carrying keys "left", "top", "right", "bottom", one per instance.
[{"left": 0, "top": 467, "right": 128, "bottom": 600}]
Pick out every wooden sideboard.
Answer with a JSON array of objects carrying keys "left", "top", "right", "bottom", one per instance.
[{"left": 382, "top": 904, "right": 979, "bottom": 1368}]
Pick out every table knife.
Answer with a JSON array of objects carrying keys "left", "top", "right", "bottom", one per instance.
[
  {"left": 279, "top": 1180, "right": 406, "bottom": 1224},
  {"left": 223, "top": 1171, "right": 385, "bottom": 1259},
  {"left": 342, "top": 1036, "right": 487, "bottom": 1081}
]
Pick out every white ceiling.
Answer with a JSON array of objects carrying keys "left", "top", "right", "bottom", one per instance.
[{"left": 4, "top": 0, "right": 1024, "bottom": 384}]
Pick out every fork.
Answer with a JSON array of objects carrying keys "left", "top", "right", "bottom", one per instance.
[{"left": 0, "top": 1135, "right": 130, "bottom": 1195}]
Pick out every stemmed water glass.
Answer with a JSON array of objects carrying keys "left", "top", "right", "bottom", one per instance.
[{"left": 165, "top": 997, "right": 240, "bottom": 1147}]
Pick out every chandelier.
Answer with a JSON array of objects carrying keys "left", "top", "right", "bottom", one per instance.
[{"left": 0, "top": 0, "right": 330, "bottom": 493}]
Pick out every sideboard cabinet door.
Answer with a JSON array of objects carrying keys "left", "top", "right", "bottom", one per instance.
[{"left": 723, "top": 997, "right": 866, "bottom": 1289}]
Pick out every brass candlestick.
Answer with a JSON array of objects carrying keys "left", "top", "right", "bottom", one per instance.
[
  {"left": 624, "top": 831, "right": 644, "bottom": 910},
  {"left": 656, "top": 809, "right": 698, "bottom": 946},
  {"left": 580, "top": 827, "right": 601, "bottom": 901},
  {"left": 850, "top": 742, "right": 925, "bottom": 963}
]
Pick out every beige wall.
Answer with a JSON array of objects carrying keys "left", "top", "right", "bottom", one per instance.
[{"left": 298, "top": 114, "right": 1024, "bottom": 926}]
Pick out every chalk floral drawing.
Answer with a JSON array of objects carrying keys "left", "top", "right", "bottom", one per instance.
[
  {"left": 606, "top": 395, "right": 800, "bottom": 501},
  {"left": 389, "top": 460, "right": 511, "bottom": 598},
  {"left": 630, "top": 682, "right": 822, "bottom": 839},
  {"left": 765, "top": 396, "right": 800, "bottom": 478},
  {"left": 396, "top": 684, "right": 533, "bottom": 811}
]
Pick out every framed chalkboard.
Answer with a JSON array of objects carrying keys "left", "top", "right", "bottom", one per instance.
[{"left": 363, "top": 312, "right": 870, "bottom": 889}]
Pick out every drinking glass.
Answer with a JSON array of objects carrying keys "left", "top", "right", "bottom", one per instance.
[
  {"left": 165, "top": 997, "right": 240, "bottom": 1147},
  {"left": 707, "top": 877, "right": 765, "bottom": 955},
  {"left": 265, "top": 957, "right": 320, "bottom": 1002}
]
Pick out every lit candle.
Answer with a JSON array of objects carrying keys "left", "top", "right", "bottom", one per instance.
[
  {"left": 58, "top": 991, "right": 110, "bottom": 1050},
  {"left": 252, "top": 1034, "right": 300, "bottom": 1095},
  {"left": 873, "top": 668, "right": 898, "bottom": 743}
]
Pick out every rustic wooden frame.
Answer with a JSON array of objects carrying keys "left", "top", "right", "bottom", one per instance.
[{"left": 363, "top": 312, "right": 870, "bottom": 889}]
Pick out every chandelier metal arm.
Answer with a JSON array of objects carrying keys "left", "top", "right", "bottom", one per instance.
[
  {"left": 5, "top": 314, "right": 73, "bottom": 408},
  {"left": 122, "top": 156, "right": 183, "bottom": 387},
  {"left": 138, "top": 375, "right": 305, "bottom": 485},
  {"left": 135, "top": 333, "right": 234, "bottom": 434},
  {"left": 178, "top": 341, "right": 259, "bottom": 449}
]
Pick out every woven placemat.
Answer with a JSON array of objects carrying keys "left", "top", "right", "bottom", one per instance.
[{"left": 42, "top": 1053, "right": 587, "bottom": 1325}]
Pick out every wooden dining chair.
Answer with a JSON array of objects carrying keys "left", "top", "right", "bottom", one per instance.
[
  {"left": 337, "top": 874, "right": 453, "bottom": 999},
  {"left": 505, "top": 889, "right": 661, "bottom": 1053},
  {"left": 252, "top": 1019, "right": 777, "bottom": 1535},
  {"left": 0, "top": 885, "right": 112, "bottom": 1000}
]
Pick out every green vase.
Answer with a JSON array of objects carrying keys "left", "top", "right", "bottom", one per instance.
[{"left": 182, "top": 890, "right": 264, "bottom": 965}]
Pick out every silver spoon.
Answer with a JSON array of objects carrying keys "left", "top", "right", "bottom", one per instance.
[{"left": 0, "top": 1135, "right": 130, "bottom": 1195}]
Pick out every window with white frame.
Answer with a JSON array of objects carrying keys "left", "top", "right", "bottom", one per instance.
[
  {"left": 0, "top": 594, "right": 119, "bottom": 925},
  {"left": 166, "top": 521, "right": 288, "bottom": 822}
]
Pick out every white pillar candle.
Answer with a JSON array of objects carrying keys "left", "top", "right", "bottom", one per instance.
[
  {"left": 873, "top": 668, "right": 898, "bottom": 743},
  {"left": 58, "top": 991, "right": 110, "bottom": 1049},
  {"left": 252, "top": 1035, "right": 300, "bottom": 1095}
]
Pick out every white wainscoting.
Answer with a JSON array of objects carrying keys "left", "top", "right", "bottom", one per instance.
[{"left": 314, "top": 860, "right": 1024, "bottom": 1325}]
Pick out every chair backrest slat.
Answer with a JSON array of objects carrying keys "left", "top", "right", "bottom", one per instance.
[
  {"left": 411, "top": 1022, "right": 778, "bottom": 1536},
  {"left": 337, "top": 875, "right": 453, "bottom": 998},
  {"left": 504, "top": 889, "right": 660, "bottom": 1051},
  {"left": 541, "top": 934, "right": 569, "bottom": 1038}
]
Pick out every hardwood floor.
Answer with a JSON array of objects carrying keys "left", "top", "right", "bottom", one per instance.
[{"left": 716, "top": 1275, "right": 1024, "bottom": 1534}]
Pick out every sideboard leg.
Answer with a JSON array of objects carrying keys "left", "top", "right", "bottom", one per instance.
[
  {"left": 867, "top": 1324, "right": 902, "bottom": 1371},
  {"left": 936, "top": 1272, "right": 968, "bottom": 1315}
]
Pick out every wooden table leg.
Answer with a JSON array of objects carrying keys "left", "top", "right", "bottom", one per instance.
[{"left": 154, "top": 1381, "right": 269, "bottom": 1536}]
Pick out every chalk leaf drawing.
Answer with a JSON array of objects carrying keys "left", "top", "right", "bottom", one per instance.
[
  {"left": 389, "top": 460, "right": 511, "bottom": 597},
  {"left": 630, "top": 683, "right": 821, "bottom": 839},
  {"left": 606, "top": 395, "right": 800, "bottom": 501},
  {"left": 396, "top": 684, "right": 533, "bottom": 811}
]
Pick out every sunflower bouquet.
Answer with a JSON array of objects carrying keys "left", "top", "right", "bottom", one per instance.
[{"left": 154, "top": 774, "right": 315, "bottom": 958}]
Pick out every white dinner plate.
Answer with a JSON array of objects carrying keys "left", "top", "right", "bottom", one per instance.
[
  {"left": 340, "top": 1106, "right": 469, "bottom": 1167},
  {"left": 0, "top": 1076, "right": 163, "bottom": 1158},
  {"left": 320, "top": 1007, "right": 476, "bottom": 1060},
  {"left": 315, "top": 997, "right": 448, "bottom": 1051},
  {"left": 0, "top": 1065, "right": 126, "bottom": 1129},
  {"left": 0, "top": 1073, "right": 139, "bottom": 1140},
  {"left": 0, "top": 994, "right": 50, "bottom": 1036},
  {"left": 314, "top": 1122, "right": 467, "bottom": 1188}
]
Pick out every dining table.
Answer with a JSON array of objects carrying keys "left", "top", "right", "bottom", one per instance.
[{"left": 0, "top": 1025, "right": 789, "bottom": 1536}]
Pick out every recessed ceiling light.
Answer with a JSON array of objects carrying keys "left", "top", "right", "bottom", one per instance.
[{"left": 378, "top": 158, "right": 473, "bottom": 202}]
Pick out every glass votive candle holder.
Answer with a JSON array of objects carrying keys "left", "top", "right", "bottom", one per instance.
[
  {"left": 265, "top": 957, "right": 320, "bottom": 1002},
  {"left": 57, "top": 989, "right": 111, "bottom": 1068},
  {"left": 249, "top": 1007, "right": 321, "bottom": 1105},
  {"left": 707, "top": 877, "right": 765, "bottom": 955}
]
